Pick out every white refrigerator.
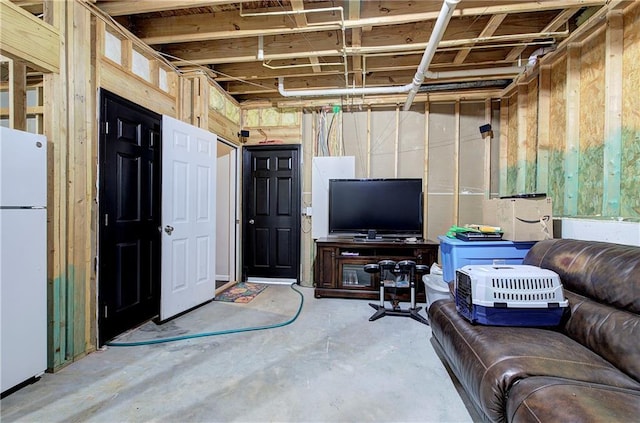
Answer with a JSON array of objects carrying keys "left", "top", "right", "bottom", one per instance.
[{"left": 0, "top": 126, "right": 47, "bottom": 393}]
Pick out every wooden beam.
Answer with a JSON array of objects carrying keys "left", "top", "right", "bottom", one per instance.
[
  {"left": 0, "top": 0, "right": 60, "bottom": 73},
  {"left": 516, "top": 83, "right": 528, "bottom": 193},
  {"left": 506, "top": 7, "right": 580, "bottom": 61},
  {"left": 349, "top": 0, "right": 362, "bottom": 86},
  {"left": 136, "top": 1, "right": 606, "bottom": 45},
  {"left": 9, "top": 59, "right": 27, "bottom": 131},
  {"left": 289, "top": 0, "right": 308, "bottom": 28},
  {"left": 96, "top": 0, "right": 231, "bottom": 16},
  {"left": 454, "top": 14, "right": 506, "bottom": 65},
  {"left": 602, "top": 10, "right": 623, "bottom": 216},
  {"left": 169, "top": 29, "right": 569, "bottom": 66}
]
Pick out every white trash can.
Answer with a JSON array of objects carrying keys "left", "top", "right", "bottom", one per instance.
[{"left": 422, "top": 273, "right": 451, "bottom": 310}]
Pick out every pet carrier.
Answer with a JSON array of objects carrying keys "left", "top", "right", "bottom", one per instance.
[{"left": 455, "top": 264, "right": 568, "bottom": 326}]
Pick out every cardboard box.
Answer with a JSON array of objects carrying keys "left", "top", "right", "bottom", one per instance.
[{"left": 483, "top": 197, "right": 553, "bottom": 241}]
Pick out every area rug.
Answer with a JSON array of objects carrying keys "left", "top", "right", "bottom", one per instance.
[{"left": 216, "top": 282, "right": 268, "bottom": 303}]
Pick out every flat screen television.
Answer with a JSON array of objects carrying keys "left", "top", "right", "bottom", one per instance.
[{"left": 328, "top": 178, "right": 423, "bottom": 239}]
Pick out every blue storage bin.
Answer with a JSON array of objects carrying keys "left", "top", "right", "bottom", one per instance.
[{"left": 438, "top": 235, "right": 536, "bottom": 282}]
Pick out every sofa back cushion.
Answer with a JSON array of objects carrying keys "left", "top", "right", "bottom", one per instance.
[{"left": 523, "top": 239, "right": 640, "bottom": 382}]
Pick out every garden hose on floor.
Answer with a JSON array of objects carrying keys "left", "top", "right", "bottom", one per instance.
[{"left": 106, "top": 283, "right": 304, "bottom": 347}]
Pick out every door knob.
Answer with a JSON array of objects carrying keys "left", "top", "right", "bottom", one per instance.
[
  {"left": 164, "top": 225, "right": 174, "bottom": 235},
  {"left": 249, "top": 219, "right": 255, "bottom": 224}
]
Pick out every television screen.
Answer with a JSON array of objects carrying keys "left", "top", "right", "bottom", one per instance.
[{"left": 328, "top": 178, "right": 423, "bottom": 238}]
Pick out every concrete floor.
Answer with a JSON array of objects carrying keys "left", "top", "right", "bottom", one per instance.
[{"left": 1, "top": 285, "right": 474, "bottom": 422}]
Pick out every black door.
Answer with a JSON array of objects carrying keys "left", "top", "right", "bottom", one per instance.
[
  {"left": 98, "top": 90, "right": 161, "bottom": 345},
  {"left": 242, "top": 145, "right": 301, "bottom": 281}
]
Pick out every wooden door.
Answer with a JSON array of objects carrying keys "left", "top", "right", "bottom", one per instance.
[
  {"left": 160, "top": 116, "right": 217, "bottom": 321},
  {"left": 242, "top": 145, "right": 301, "bottom": 282},
  {"left": 98, "top": 91, "right": 161, "bottom": 345}
]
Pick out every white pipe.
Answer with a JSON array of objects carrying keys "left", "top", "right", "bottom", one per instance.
[
  {"left": 278, "top": 77, "right": 413, "bottom": 97},
  {"left": 241, "top": 3, "right": 351, "bottom": 93},
  {"left": 278, "top": 0, "right": 461, "bottom": 103},
  {"left": 404, "top": 0, "right": 460, "bottom": 110}
]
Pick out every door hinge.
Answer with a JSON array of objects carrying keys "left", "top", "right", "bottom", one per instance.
[
  {"left": 102, "top": 121, "right": 109, "bottom": 135},
  {"left": 104, "top": 213, "right": 108, "bottom": 226},
  {"left": 104, "top": 305, "right": 108, "bottom": 318}
]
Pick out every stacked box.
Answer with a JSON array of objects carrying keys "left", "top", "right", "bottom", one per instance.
[{"left": 483, "top": 196, "right": 553, "bottom": 241}]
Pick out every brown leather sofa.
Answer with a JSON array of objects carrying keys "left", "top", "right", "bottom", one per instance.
[{"left": 429, "top": 239, "right": 640, "bottom": 422}]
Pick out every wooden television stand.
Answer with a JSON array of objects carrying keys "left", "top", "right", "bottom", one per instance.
[{"left": 313, "top": 237, "right": 439, "bottom": 301}]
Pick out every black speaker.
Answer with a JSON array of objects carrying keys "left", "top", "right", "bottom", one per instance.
[{"left": 238, "top": 130, "right": 250, "bottom": 138}]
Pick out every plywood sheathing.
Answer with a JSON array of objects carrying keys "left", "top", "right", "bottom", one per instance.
[
  {"left": 578, "top": 31, "right": 605, "bottom": 216},
  {"left": 548, "top": 57, "right": 567, "bottom": 216},
  {"left": 564, "top": 43, "right": 581, "bottom": 216},
  {"left": 506, "top": 92, "right": 518, "bottom": 194},
  {"left": 621, "top": 2, "right": 640, "bottom": 218}
]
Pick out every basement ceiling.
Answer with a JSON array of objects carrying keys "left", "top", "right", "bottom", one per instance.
[{"left": 16, "top": 1, "right": 617, "bottom": 104}]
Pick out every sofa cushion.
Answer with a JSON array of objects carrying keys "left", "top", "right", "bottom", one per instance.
[
  {"left": 507, "top": 376, "right": 640, "bottom": 423},
  {"left": 523, "top": 239, "right": 640, "bottom": 314},
  {"left": 523, "top": 239, "right": 640, "bottom": 382},
  {"left": 430, "top": 300, "right": 640, "bottom": 423}
]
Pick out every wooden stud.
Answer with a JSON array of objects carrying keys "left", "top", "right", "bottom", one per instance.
[
  {"left": 394, "top": 104, "right": 399, "bottom": 177},
  {"left": 9, "top": 59, "right": 27, "bottom": 131},
  {"left": 564, "top": 43, "right": 581, "bottom": 216},
  {"left": 603, "top": 10, "right": 623, "bottom": 216},
  {"left": 483, "top": 98, "right": 492, "bottom": 199},
  {"left": 516, "top": 83, "right": 528, "bottom": 194},
  {"left": 499, "top": 96, "right": 510, "bottom": 197},
  {"left": 366, "top": 107, "right": 371, "bottom": 177},
  {"left": 423, "top": 101, "right": 429, "bottom": 239},
  {"left": 454, "top": 101, "right": 460, "bottom": 225},
  {"left": 537, "top": 65, "right": 552, "bottom": 195}
]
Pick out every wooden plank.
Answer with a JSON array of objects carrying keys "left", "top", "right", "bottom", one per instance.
[
  {"left": 208, "top": 109, "right": 240, "bottom": 143},
  {"left": 96, "top": 0, "right": 231, "bottom": 16},
  {"left": 564, "top": 44, "right": 581, "bottom": 216},
  {"left": 499, "top": 96, "right": 510, "bottom": 197},
  {"left": 137, "top": 0, "right": 606, "bottom": 45},
  {"left": 454, "top": 101, "right": 460, "bottom": 225},
  {"left": 602, "top": 10, "right": 624, "bottom": 216},
  {"left": 394, "top": 105, "right": 399, "bottom": 177},
  {"left": 367, "top": 108, "right": 371, "bottom": 177},
  {"left": 506, "top": 7, "right": 581, "bottom": 61},
  {"left": 537, "top": 65, "right": 551, "bottom": 195},
  {"left": 0, "top": 0, "right": 60, "bottom": 73},
  {"left": 43, "top": 0, "right": 67, "bottom": 370},
  {"left": 423, "top": 102, "right": 429, "bottom": 237},
  {"left": 484, "top": 98, "right": 492, "bottom": 199},
  {"left": 99, "top": 59, "right": 176, "bottom": 117},
  {"left": 455, "top": 14, "right": 506, "bottom": 65},
  {"left": 516, "top": 83, "right": 528, "bottom": 193},
  {"left": 9, "top": 59, "right": 27, "bottom": 130}
]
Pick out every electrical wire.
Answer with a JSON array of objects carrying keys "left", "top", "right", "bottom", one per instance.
[{"left": 106, "top": 283, "right": 304, "bottom": 347}]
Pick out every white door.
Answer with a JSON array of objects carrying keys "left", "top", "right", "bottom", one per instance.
[{"left": 161, "top": 116, "right": 217, "bottom": 320}]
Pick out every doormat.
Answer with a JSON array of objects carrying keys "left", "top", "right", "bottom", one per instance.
[{"left": 216, "top": 282, "right": 268, "bottom": 303}]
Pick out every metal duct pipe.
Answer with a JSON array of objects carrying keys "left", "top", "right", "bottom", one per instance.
[
  {"left": 278, "top": 0, "right": 461, "bottom": 101},
  {"left": 424, "top": 66, "right": 525, "bottom": 79}
]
